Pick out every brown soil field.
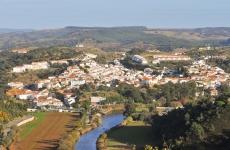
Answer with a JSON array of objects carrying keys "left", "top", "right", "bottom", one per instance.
[{"left": 9, "top": 112, "right": 80, "bottom": 150}]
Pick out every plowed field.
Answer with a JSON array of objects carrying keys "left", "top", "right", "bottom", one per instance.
[{"left": 9, "top": 112, "right": 80, "bottom": 150}]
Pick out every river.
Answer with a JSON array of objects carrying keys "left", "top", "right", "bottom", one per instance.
[{"left": 75, "top": 114, "right": 125, "bottom": 150}]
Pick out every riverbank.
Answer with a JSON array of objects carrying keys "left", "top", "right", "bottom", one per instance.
[
  {"left": 57, "top": 114, "right": 101, "bottom": 150},
  {"left": 100, "top": 104, "right": 125, "bottom": 115},
  {"left": 75, "top": 114, "right": 124, "bottom": 150},
  {"left": 96, "top": 118, "right": 129, "bottom": 150}
]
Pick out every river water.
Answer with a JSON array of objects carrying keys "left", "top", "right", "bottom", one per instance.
[{"left": 75, "top": 114, "right": 124, "bottom": 150}]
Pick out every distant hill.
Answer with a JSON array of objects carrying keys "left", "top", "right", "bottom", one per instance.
[
  {"left": 146, "top": 27, "right": 230, "bottom": 41},
  {"left": 0, "top": 28, "right": 35, "bottom": 33},
  {"left": 0, "top": 26, "right": 228, "bottom": 51}
]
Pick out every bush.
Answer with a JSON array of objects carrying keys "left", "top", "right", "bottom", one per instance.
[
  {"left": 126, "top": 116, "right": 133, "bottom": 122},
  {"left": 216, "top": 101, "right": 225, "bottom": 107},
  {"left": 100, "top": 133, "right": 107, "bottom": 139}
]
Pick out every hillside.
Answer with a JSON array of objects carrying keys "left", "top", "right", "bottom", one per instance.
[
  {"left": 146, "top": 27, "right": 230, "bottom": 42},
  {"left": 0, "top": 28, "right": 35, "bottom": 33},
  {"left": 150, "top": 98, "right": 230, "bottom": 150},
  {"left": 0, "top": 26, "right": 217, "bottom": 51}
]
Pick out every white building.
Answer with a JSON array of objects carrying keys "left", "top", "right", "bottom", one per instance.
[
  {"left": 132, "top": 55, "right": 148, "bottom": 64},
  {"left": 76, "top": 44, "right": 84, "bottom": 47},
  {"left": 12, "top": 66, "right": 26, "bottom": 73},
  {"left": 90, "top": 97, "right": 106, "bottom": 105},
  {"left": 64, "top": 97, "right": 76, "bottom": 105},
  {"left": 71, "top": 78, "right": 86, "bottom": 88},
  {"left": 33, "top": 96, "right": 63, "bottom": 107},
  {"left": 153, "top": 54, "right": 191, "bottom": 61},
  {"left": 8, "top": 82, "right": 24, "bottom": 88},
  {"left": 13, "top": 61, "right": 50, "bottom": 73}
]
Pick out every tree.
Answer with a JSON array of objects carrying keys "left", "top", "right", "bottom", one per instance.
[
  {"left": 190, "top": 122, "right": 204, "bottom": 140},
  {"left": 123, "top": 100, "right": 136, "bottom": 116},
  {"left": 148, "top": 104, "right": 156, "bottom": 113},
  {"left": 209, "top": 124, "right": 215, "bottom": 132},
  {"left": 157, "top": 97, "right": 166, "bottom": 107},
  {"left": 81, "top": 100, "right": 91, "bottom": 111},
  {"left": 144, "top": 145, "right": 153, "bottom": 150},
  {"left": 184, "top": 113, "right": 190, "bottom": 125},
  {"left": 55, "top": 92, "right": 65, "bottom": 101}
]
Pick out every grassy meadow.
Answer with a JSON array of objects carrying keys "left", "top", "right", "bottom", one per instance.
[{"left": 106, "top": 121, "right": 154, "bottom": 149}]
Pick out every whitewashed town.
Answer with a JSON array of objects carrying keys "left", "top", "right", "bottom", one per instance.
[{"left": 7, "top": 52, "right": 230, "bottom": 110}]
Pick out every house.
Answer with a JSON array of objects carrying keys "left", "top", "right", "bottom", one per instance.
[
  {"left": 76, "top": 44, "right": 84, "bottom": 47},
  {"left": 64, "top": 97, "right": 76, "bottom": 106},
  {"left": 90, "top": 97, "right": 106, "bottom": 105},
  {"left": 16, "top": 90, "right": 38, "bottom": 100},
  {"left": 71, "top": 78, "right": 86, "bottom": 88},
  {"left": 152, "top": 54, "right": 191, "bottom": 61},
  {"left": 50, "top": 60, "right": 69, "bottom": 64},
  {"left": 144, "top": 68, "right": 153, "bottom": 75},
  {"left": 141, "top": 76, "right": 158, "bottom": 85},
  {"left": 85, "top": 53, "right": 97, "bottom": 59},
  {"left": 12, "top": 66, "right": 26, "bottom": 73},
  {"left": 211, "top": 89, "right": 218, "bottom": 96},
  {"left": 33, "top": 96, "right": 63, "bottom": 107},
  {"left": 13, "top": 61, "right": 50, "bottom": 73},
  {"left": 8, "top": 82, "right": 24, "bottom": 88},
  {"left": 132, "top": 55, "right": 148, "bottom": 64},
  {"left": 179, "top": 78, "right": 190, "bottom": 83},
  {"left": 152, "top": 59, "right": 160, "bottom": 64}
]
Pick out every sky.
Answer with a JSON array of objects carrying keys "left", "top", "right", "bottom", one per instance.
[{"left": 0, "top": 0, "right": 230, "bottom": 30}]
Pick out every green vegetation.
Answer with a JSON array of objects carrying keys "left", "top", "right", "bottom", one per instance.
[
  {"left": 20, "top": 112, "right": 47, "bottom": 138},
  {"left": 0, "top": 100, "right": 27, "bottom": 122},
  {"left": 117, "top": 82, "right": 196, "bottom": 105},
  {"left": 136, "top": 107, "right": 149, "bottom": 113},
  {"left": 121, "top": 56, "right": 151, "bottom": 71},
  {"left": 148, "top": 88, "right": 230, "bottom": 149},
  {"left": 207, "top": 58, "right": 230, "bottom": 73},
  {"left": 185, "top": 49, "right": 224, "bottom": 58},
  {"left": 0, "top": 26, "right": 209, "bottom": 51},
  {"left": 0, "top": 125, "right": 19, "bottom": 147},
  {"left": 106, "top": 121, "right": 154, "bottom": 149}
]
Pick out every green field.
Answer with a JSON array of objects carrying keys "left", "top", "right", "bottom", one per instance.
[
  {"left": 20, "top": 112, "right": 47, "bottom": 138},
  {"left": 106, "top": 121, "right": 154, "bottom": 149}
]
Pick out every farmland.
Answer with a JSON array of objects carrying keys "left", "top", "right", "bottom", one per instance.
[
  {"left": 20, "top": 112, "right": 47, "bottom": 138},
  {"left": 9, "top": 112, "right": 80, "bottom": 150}
]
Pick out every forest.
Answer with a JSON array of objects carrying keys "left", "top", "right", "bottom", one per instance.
[{"left": 149, "top": 89, "right": 230, "bottom": 150}]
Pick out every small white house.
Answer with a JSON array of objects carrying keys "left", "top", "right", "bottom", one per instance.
[{"left": 90, "top": 97, "right": 106, "bottom": 105}]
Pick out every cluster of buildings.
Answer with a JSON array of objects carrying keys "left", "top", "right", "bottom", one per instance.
[
  {"left": 141, "top": 59, "right": 230, "bottom": 96},
  {"left": 7, "top": 52, "right": 230, "bottom": 109},
  {"left": 188, "top": 60, "right": 229, "bottom": 96}
]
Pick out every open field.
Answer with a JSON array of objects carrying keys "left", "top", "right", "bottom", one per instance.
[
  {"left": 20, "top": 112, "right": 47, "bottom": 138},
  {"left": 9, "top": 112, "right": 80, "bottom": 150},
  {"left": 105, "top": 121, "right": 154, "bottom": 150}
]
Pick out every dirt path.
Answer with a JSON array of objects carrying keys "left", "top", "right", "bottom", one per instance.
[{"left": 9, "top": 112, "right": 80, "bottom": 150}]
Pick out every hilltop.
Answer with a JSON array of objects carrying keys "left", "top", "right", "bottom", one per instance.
[{"left": 0, "top": 28, "right": 35, "bottom": 33}]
